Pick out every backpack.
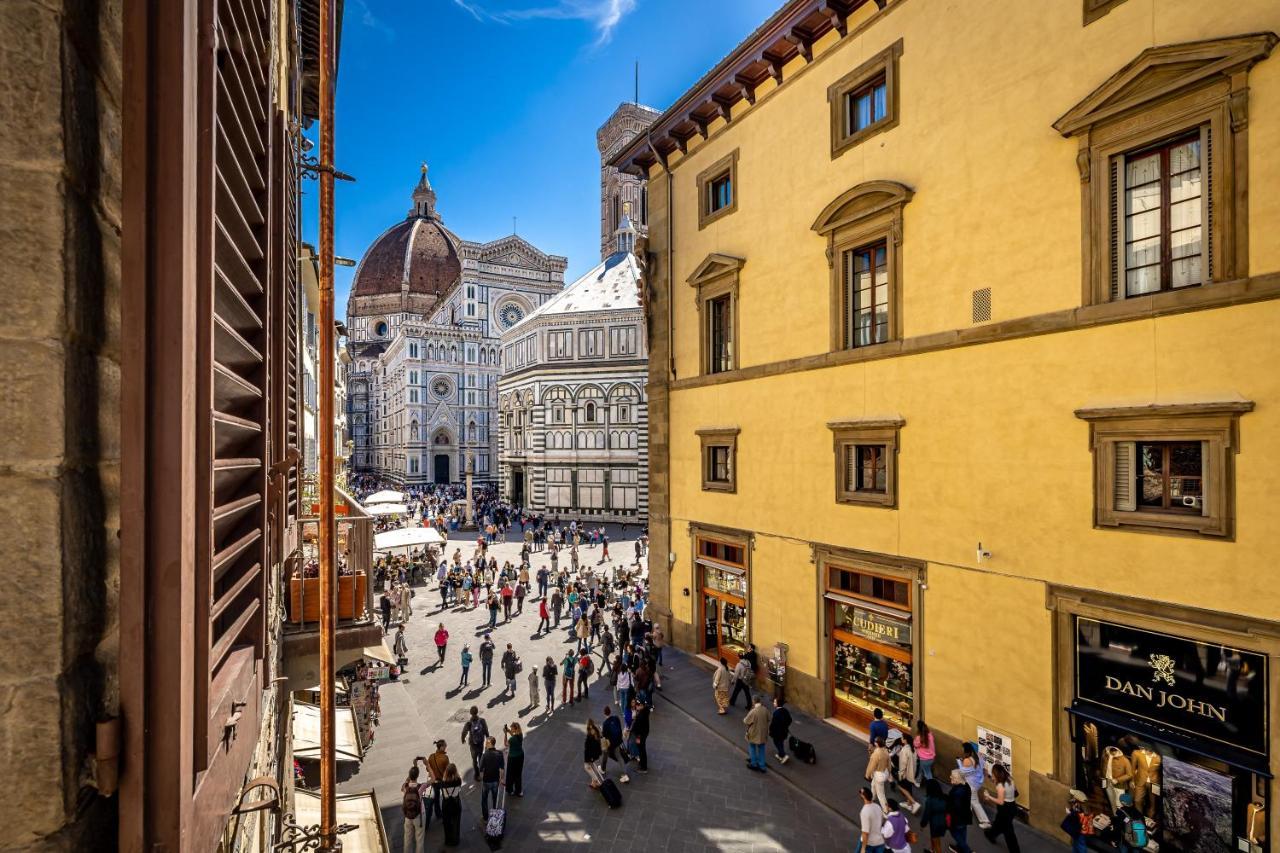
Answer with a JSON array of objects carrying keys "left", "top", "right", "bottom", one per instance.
[
  {"left": 1124, "top": 815, "right": 1148, "bottom": 847},
  {"left": 468, "top": 718, "right": 488, "bottom": 747},
  {"left": 402, "top": 783, "right": 422, "bottom": 819},
  {"left": 581, "top": 656, "right": 594, "bottom": 676}
]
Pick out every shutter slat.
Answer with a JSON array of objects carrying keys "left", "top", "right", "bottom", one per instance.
[
  {"left": 1110, "top": 155, "right": 1124, "bottom": 301},
  {"left": 209, "top": 597, "right": 261, "bottom": 672},
  {"left": 221, "top": 0, "right": 268, "bottom": 87},
  {"left": 1114, "top": 440, "right": 1136, "bottom": 512},
  {"left": 215, "top": 70, "right": 266, "bottom": 178},
  {"left": 210, "top": 562, "right": 262, "bottom": 623},
  {"left": 215, "top": 15, "right": 267, "bottom": 124},
  {"left": 214, "top": 266, "right": 263, "bottom": 332},
  {"left": 212, "top": 529, "right": 263, "bottom": 584},
  {"left": 213, "top": 492, "right": 262, "bottom": 524},
  {"left": 214, "top": 314, "right": 264, "bottom": 369}
]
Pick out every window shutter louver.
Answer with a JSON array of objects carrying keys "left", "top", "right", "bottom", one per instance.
[
  {"left": 197, "top": 0, "right": 272, "bottom": 765},
  {"left": 1113, "top": 441, "right": 1136, "bottom": 512},
  {"left": 1200, "top": 123, "right": 1213, "bottom": 282},
  {"left": 1109, "top": 155, "right": 1124, "bottom": 301},
  {"left": 1200, "top": 439, "right": 1210, "bottom": 517},
  {"left": 844, "top": 444, "right": 856, "bottom": 492},
  {"left": 842, "top": 249, "right": 854, "bottom": 348}
]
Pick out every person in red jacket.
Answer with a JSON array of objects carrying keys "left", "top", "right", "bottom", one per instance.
[
  {"left": 434, "top": 624, "right": 449, "bottom": 666},
  {"left": 537, "top": 598, "right": 550, "bottom": 635}
]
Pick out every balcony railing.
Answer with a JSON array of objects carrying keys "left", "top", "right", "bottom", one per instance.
[{"left": 286, "top": 484, "right": 374, "bottom": 632}]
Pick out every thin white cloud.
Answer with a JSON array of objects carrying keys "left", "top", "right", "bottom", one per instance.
[
  {"left": 353, "top": 0, "right": 396, "bottom": 39},
  {"left": 455, "top": 0, "right": 637, "bottom": 47}
]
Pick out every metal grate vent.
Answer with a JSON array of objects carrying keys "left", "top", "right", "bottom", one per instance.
[{"left": 971, "top": 287, "right": 992, "bottom": 324}]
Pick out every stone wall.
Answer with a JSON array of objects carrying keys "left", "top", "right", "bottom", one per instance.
[{"left": 0, "top": 0, "right": 120, "bottom": 848}]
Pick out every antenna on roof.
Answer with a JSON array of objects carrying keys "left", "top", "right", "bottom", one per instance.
[
  {"left": 634, "top": 60, "right": 639, "bottom": 104},
  {"left": 513, "top": 216, "right": 518, "bottom": 235}
]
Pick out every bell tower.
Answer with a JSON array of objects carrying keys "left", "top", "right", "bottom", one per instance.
[{"left": 597, "top": 102, "right": 660, "bottom": 260}]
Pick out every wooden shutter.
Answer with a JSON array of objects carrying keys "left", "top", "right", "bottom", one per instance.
[
  {"left": 1113, "top": 440, "right": 1136, "bottom": 512},
  {"left": 1200, "top": 123, "right": 1213, "bottom": 283},
  {"left": 842, "top": 249, "right": 854, "bottom": 348},
  {"left": 1199, "top": 439, "right": 1210, "bottom": 517},
  {"left": 196, "top": 0, "right": 271, "bottom": 768},
  {"left": 1109, "top": 155, "right": 1125, "bottom": 301}
]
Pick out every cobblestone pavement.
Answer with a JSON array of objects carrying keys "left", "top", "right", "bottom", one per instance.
[
  {"left": 340, "top": 524, "right": 853, "bottom": 851},
  {"left": 338, "top": 523, "right": 1064, "bottom": 852}
]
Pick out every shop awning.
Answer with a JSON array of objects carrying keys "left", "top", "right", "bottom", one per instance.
[
  {"left": 298, "top": 680, "right": 348, "bottom": 695},
  {"left": 374, "top": 527, "right": 444, "bottom": 550},
  {"left": 361, "top": 642, "right": 396, "bottom": 665},
  {"left": 364, "top": 490, "right": 404, "bottom": 505},
  {"left": 365, "top": 503, "right": 409, "bottom": 517},
  {"left": 293, "top": 789, "right": 389, "bottom": 853},
  {"left": 292, "top": 700, "right": 363, "bottom": 762},
  {"left": 1065, "top": 703, "right": 1271, "bottom": 777}
]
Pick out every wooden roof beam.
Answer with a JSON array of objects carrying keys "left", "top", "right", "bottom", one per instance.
[
  {"left": 734, "top": 72, "right": 759, "bottom": 105},
  {"left": 711, "top": 93, "right": 736, "bottom": 123},
  {"left": 784, "top": 31, "right": 814, "bottom": 63}
]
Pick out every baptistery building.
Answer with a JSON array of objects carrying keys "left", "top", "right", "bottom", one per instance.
[{"left": 346, "top": 166, "right": 567, "bottom": 485}]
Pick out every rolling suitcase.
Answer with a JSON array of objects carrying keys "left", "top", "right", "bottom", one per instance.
[
  {"left": 485, "top": 790, "right": 506, "bottom": 850},
  {"left": 789, "top": 735, "right": 817, "bottom": 764},
  {"left": 599, "top": 777, "right": 623, "bottom": 809}
]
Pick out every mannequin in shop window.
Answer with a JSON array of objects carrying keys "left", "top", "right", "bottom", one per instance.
[
  {"left": 1102, "top": 745, "right": 1134, "bottom": 812},
  {"left": 1127, "top": 743, "right": 1161, "bottom": 818}
]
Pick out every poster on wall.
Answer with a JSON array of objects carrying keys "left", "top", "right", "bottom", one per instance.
[
  {"left": 1161, "top": 754, "right": 1234, "bottom": 853},
  {"left": 977, "top": 726, "right": 1014, "bottom": 778}
]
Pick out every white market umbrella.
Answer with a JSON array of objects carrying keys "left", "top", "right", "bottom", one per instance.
[
  {"left": 364, "top": 490, "right": 405, "bottom": 505},
  {"left": 374, "top": 527, "right": 444, "bottom": 552},
  {"left": 365, "top": 503, "right": 409, "bottom": 517}
]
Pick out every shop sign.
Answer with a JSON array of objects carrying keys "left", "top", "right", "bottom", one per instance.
[
  {"left": 1074, "top": 617, "right": 1268, "bottom": 757},
  {"left": 840, "top": 602, "right": 911, "bottom": 646}
]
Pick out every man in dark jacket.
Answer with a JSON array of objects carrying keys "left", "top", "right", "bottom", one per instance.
[
  {"left": 461, "top": 706, "right": 489, "bottom": 776},
  {"left": 947, "top": 768, "right": 975, "bottom": 853},
  {"left": 501, "top": 644, "right": 520, "bottom": 698},
  {"left": 600, "top": 705, "right": 629, "bottom": 778},
  {"left": 769, "top": 696, "right": 793, "bottom": 764},
  {"left": 479, "top": 634, "right": 495, "bottom": 687},
  {"left": 628, "top": 698, "right": 651, "bottom": 773}
]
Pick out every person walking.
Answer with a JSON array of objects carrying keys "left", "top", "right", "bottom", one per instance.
[
  {"left": 542, "top": 656, "right": 557, "bottom": 713},
  {"left": 858, "top": 786, "right": 887, "bottom": 853},
  {"left": 500, "top": 581, "right": 514, "bottom": 622},
  {"left": 868, "top": 707, "right": 889, "bottom": 750},
  {"left": 551, "top": 587, "right": 564, "bottom": 626},
  {"left": 729, "top": 656, "right": 754, "bottom": 709},
  {"left": 651, "top": 622, "right": 665, "bottom": 666},
  {"left": 434, "top": 623, "right": 449, "bottom": 667},
  {"left": 628, "top": 698, "right": 650, "bottom": 773},
  {"left": 393, "top": 624, "right": 409, "bottom": 674},
  {"left": 867, "top": 737, "right": 893, "bottom": 809},
  {"left": 615, "top": 659, "right": 633, "bottom": 723},
  {"left": 537, "top": 597, "right": 550, "bottom": 635},
  {"left": 600, "top": 705, "right": 630, "bottom": 782},
  {"left": 401, "top": 762, "right": 427, "bottom": 853},
  {"left": 914, "top": 720, "right": 936, "bottom": 785},
  {"left": 457, "top": 645, "right": 472, "bottom": 688},
  {"left": 461, "top": 706, "right": 488, "bottom": 778},
  {"left": 501, "top": 644, "right": 520, "bottom": 699},
  {"left": 479, "top": 634, "right": 495, "bottom": 688},
  {"left": 503, "top": 723, "right": 525, "bottom": 797},
  {"left": 487, "top": 593, "right": 500, "bottom": 630},
  {"left": 536, "top": 565, "right": 549, "bottom": 599},
  {"left": 744, "top": 696, "right": 770, "bottom": 773},
  {"left": 712, "top": 657, "right": 731, "bottom": 715},
  {"left": 426, "top": 740, "right": 450, "bottom": 821},
  {"left": 883, "top": 800, "right": 912, "bottom": 853},
  {"left": 583, "top": 719, "right": 604, "bottom": 788},
  {"left": 561, "top": 649, "right": 577, "bottom": 706},
  {"left": 958, "top": 741, "right": 991, "bottom": 829},
  {"left": 920, "top": 778, "right": 949, "bottom": 853},
  {"left": 478, "top": 737, "right": 504, "bottom": 822},
  {"left": 982, "top": 763, "right": 1021, "bottom": 852},
  {"left": 888, "top": 730, "right": 922, "bottom": 812},
  {"left": 1060, "top": 790, "right": 1089, "bottom": 853},
  {"left": 514, "top": 580, "right": 526, "bottom": 615},
  {"left": 946, "top": 768, "right": 975, "bottom": 853},
  {"left": 769, "top": 696, "right": 793, "bottom": 764},
  {"left": 574, "top": 613, "right": 591, "bottom": 652},
  {"left": 527, "top": 665, "right": 540, "bottom": 710},
  {"left": 379, "top": 589, "right": 393, "bottom": 631},
  {"left": 576, "top": 649, "right": 593, "bottom": 699},
  {"left": 438, "top": 763, "right": 463, "bottom": 847}
]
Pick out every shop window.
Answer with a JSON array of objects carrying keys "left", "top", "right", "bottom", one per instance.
[
  {"left": 812, "top": 182, "right": 912, "bottom": 352},
  {"left": 694, "top": 531, "right": 752, "bottom": 666},
  {"left": 696, "top": 149, "right": 738, "bottom": 230},
  {"left": 828, "top": 566, "right": 910, "bottom": 608},
  {"left": 1053, "top": 35, "right": 1274, "bottom": 305},
  {"left": 1075, "top": 401, "right": 1251, "bottom": 538},
  {"left": 828, "top": 40, "right": 902, "bottom": 160},
  {"left": 828, "top": 417, "right": 903, "bottom": 508},
  {"left": 698, "top": 427, "right": 739, "bottom": 493}
]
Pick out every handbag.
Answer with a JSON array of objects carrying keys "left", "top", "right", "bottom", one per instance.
[{"left": 905, "top": 828, "right": 919, "bottom": 844}]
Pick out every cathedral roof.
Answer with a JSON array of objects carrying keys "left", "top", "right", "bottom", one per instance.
[
  {"left": 349, "top": 165, "right": 463, "bottom": 300},
  {"left": 515, "top": 252, "right": 641, "bottom": 329}
]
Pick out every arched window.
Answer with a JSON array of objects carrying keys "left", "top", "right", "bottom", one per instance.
[
  {"left": 585, "top": 402, "right": 596, "bottom": 422},
  {"left": 410, "top": 421, "right": 419, "bottom": 441}
]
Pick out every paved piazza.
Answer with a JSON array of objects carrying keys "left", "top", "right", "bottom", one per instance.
[{"left": 338, "top": 524, "right": 855, "bottom": 852}]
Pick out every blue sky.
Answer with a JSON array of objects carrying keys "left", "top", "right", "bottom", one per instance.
[{"left": 309, "top": 0, "right": 780, "bottom": 307}]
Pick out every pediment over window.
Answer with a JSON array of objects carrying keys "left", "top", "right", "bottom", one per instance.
[
  {"left": 811, "top": 181, "right": 914, "bottom": 236},
  {"left": 1053, "top": 33, "right": 1277, "bottom": 137},
  {"left": 687, "top": 253, "right": 746, "bottom": 288}
]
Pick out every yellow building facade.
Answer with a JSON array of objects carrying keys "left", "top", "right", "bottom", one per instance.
[{"left": 615, "top": 0, "right": 1280, "bottom": 844}]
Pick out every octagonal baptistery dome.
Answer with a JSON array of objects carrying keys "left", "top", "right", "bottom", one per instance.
[{"left": 350, "top": 165, "right": 462, "bottom": 308}]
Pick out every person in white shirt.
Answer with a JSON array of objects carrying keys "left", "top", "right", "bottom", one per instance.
[{"left": 859, "top": 786, "right": 887, "bottom": 853}]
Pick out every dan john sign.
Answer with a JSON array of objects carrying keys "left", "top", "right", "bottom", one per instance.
[{"left": 1075, "top": 617, "right": 1268, "bottom": 757}]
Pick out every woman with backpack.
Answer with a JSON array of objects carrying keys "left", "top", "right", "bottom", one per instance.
[
  {"left": 401, "top": 762, "right": 427, "bottom": 853},
  {"left": 982, "top": 763, "right": 1021, "bottom": 852},
  {"left": 437, "top": 763, "right": 463, "bottom": 847}
]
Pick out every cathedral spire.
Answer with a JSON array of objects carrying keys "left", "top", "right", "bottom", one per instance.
[
  {"left": 614, "top": 202, "right": 637, "bottom": 255},
  {"left": 410, "top": 162, "right": 438, "bottom": 219}
]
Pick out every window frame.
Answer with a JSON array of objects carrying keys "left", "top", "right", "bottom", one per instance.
[
  {"left": 698, "top": 427, "right": 740, "bottom": 494},
  {"left": 1083, "top": 0, "right": 1130, "bottom": 25},
  {"left": 828, "top": 418, "right": 904, "bottom": 508},
  {"left": 828, "top": 39, "right": 903, "bottom": 160},
  {"left": 687, "top": 253, "right": 745, "bottom": 377},
  {"left": 1075, "top": 401, "right": 1252, "bottom": 538},
  {"left": 1053, "top": 35, "right": 1275, "bottom": 307},
  {"left": 812, "top": 182, "right": 913, "bottom": 352},
  {"left": 695, "top": 149, "right": 739, "bottom": 230}
]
